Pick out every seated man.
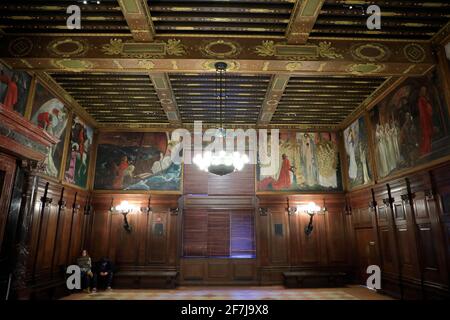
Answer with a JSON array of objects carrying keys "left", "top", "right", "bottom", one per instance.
[
  {"left": 76, "top": 249, "right": 93, "bottom": 293},
  {"left": 92, "top": 257, "right": 114, "bottom": 293}
]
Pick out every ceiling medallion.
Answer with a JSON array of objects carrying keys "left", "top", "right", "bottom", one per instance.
[
  {"left": 200, "top": 40, "right": 241, "bottom": 58},
  {"left": 202, "top": 60, "right": 240, "bottom": 71},
  {"left": 351, "top": 43, "right": 390, "bottom": 62},
  {"left": 403, "top": 43, "right": 426, "bottom": 63},
  {"left": 347, "top": 63, "right": 384, "bottom": 75},
  {"left": 52, "top": 59, "right": 94, "bottom": 72},
  {"left": 47, "top": 38, "right": 87, "bottom": 57},
  {"left": 8, "top": 37, "right": 33, "bottom": 57}
]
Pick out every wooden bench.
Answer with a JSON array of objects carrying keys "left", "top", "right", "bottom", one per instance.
[
  {"left": 283, "top": 271, "right": 347, "bottom": 288},
  {"left": 115, "top": 270, "right": 178, "bottom": 289}
]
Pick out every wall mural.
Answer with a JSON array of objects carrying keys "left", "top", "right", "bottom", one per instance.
[
  {"left": 31, "top": 83, "right": 68, "bottom": 178},
  {"left": 370, "top": 68, "right": 450, "bottom": 179},
  {"left": 257, "top": 132, "right": 342, "bottom": 192},
  {"left": 0, "top": 61, "right": 32, "bottom": 115},
  {"left": 94, "top": 132, "right": 181, "bottom": 191},
  {"left": 64, "top": 116, "right": 94, "bottom": 188},
  {"left": 344, "top": 117, "right": 372, "bottom": 189}
]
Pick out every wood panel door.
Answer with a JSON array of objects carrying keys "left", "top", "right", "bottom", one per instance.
[
  {"left": 354, "top": 228, "right": 378, "bottom": 284},
  {"left": 0, "top": 153, "right": 16, "bottom": 254}
]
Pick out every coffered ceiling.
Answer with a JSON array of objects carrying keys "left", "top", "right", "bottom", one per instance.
[
  {"left": 170, "top": 73, "right": 271, "bottom": 124},
  {"left": 0, "top": 0, "right": 129, "bottom": 34},
  {"left": 270, "top": 76, "right": 386, "bottom": 125},
  {"left": 0, "top": 0, "right": 449, "bottom": 130},
  {"left": 312, "top": 0, "right": 450, "bottom": 40},
  {"left": 51, "top": 72, "right": 169, "bottom": 124}
]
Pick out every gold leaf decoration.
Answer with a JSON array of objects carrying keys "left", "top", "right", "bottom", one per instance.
[
  {"left": 166, "top": 39, "right": 186, "bottom": 56},
  {"left": 102, "top": 38, "right": 124, "bottom": 55},
  {"left": 137, "top": 60, "right": 155, "bottom": 70},
  {"left": 318, "top": 41, "right": 343, "bottom": 60},
  {"left": 255, "top": 40, "right": 276, "bottom": 57}
]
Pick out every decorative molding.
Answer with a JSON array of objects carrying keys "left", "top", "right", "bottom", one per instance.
[
  {"left": 258, "top": 74, "right": 290, "bottom": 125},
  {"left": 254, "top": 40, "right": 343, "bottom": 60},
  {"left": 200, "top": 40, "right": 242, "bottom": 58},
  {"left": 47, "top": 38, "right": 88, "bottom": 57},
  {"left": 149, "top": 73, "right": 182, "bottom": 125},
  {"left": 101, "top": 38, "right": 186, "bottom": 58},
  {"left": 351, "top": 43, "right": 391, "bottom": 62},
  {"left": 118, "top": 0, "right": 155, "bottom": 42},
  {"left": 403, "top": 43, "right": 427, "bottom": 63},
  {"left": 286, "top": 0, "right": 325, "bottom": 44}
]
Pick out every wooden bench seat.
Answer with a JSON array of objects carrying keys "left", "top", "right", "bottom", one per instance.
[
  {"left": 283, "top": 271, "right": 347, "bottom": 288},
  {"left": 114, "top": 270, "right": 178, "bottom": 289}
]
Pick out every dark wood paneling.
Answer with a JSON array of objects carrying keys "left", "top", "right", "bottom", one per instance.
[
  {"left": 348, "top": 161, "right": 450, "bottom": 299},
  {"left": 89, "top": 193, "right": 179, "bottom": 270},
  {"left": 0, "top": 153, "right": 16, "bottom": 252},
  {"left": 257, "top": 193, "right": 351, "bottom": 284},
  {"left": 180, "top": 258, "right": 257, "bottom": 284}
]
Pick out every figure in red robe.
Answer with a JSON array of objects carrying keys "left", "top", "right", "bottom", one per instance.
[
  {"left": 418, "top": 86, "right": 433, "bottom": 156},
  {"left": 259, "top": 154, "right": 293, "bottom": 190},
  {"left": 0, "top": 71, "right": 18, "bottom": 111},
  {"left": 112, "top": 156, "right": 129, "bottom": 189},
  {"left": 37, "top": 108, "right": 60, "bottom": 131}
]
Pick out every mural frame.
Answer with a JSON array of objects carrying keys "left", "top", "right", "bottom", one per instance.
[
  {"left": 255, "top": 130, "right": 344, "bottom": 195},
  {"left": 363, "top": 60, "right": 450, "bottom": 184},
  {"left": 91, "top": 129, "right": 183, "bottom": 194},
  {"left": 342, "top": 115, "right": 376, "bottom": 192}
]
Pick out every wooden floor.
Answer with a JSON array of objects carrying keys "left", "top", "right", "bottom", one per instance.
[{"left": 63, "top": 285, "right": 393, "bottom": 300}]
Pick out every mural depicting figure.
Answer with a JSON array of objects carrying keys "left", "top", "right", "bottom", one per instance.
[
  {"left": 31, "top": 83, "right": 68, "bottom": 178},
  {"left": 344, "top": 117, "right": 372, "bottom": 189},
  {"left": 257, "top": 132, "right": 342, "bottom": 192},
  {"left": 64, "top": 116, "right": 94, "bottom": 188},
  {"left": 0, "top": 62, "right": 31, "bottom": 115},
  {"left": 370, "top": 69, "right": 450, "bottom": 179},
  {"left": 94, "top": 132, "right": 181, "bottom": 191}
]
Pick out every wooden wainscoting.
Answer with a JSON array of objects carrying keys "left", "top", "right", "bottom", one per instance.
[
  {"left": 257, "top": 193, "right": 352, "bottom": 285},
  {"left": 23, "top": 177, "right": 90, "bottom": 299},
  {"left": 348, "top": 161, "right": 450, "bottom": 300},
  {"left": 180, "top": 258, "right": 257, "bottom": 285}
]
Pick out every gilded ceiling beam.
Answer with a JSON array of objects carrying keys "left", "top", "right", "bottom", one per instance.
[
  {"left": 118, "top": 0, "right": 155, "bottom": 42},
  {"left": 0, "top": 35, "right": 435, "bottom": 76},
  {"left": 258, "top": 75, "right": 290, "bottom": 125},
  {"left": 149, "top": 73, "right": 182, "bottom": 125},
  {"left": 286, "top": 0, "right": 325, "bottom": 44}
]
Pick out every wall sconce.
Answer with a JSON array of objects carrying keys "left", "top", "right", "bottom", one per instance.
[
  {"left": 114, "top": 200, "right": 136, "bottom": 233},
  {"left": 259, "top": 207, "right": 268, "bottom": 216},
  {"left": 297, "top": 202, "right": 325, "bottom": 236},
  {"left": 286, "top": 197, "right": 297, "bottom": 215},
  {"left": 140, "top": 195, "right": 153, "bottom": 214},
  {"left": 58, "top": 199, "right": 67, "bottom": 210},
  {"left": 169, "top": 207, "right": 179, "bottom": 215}
]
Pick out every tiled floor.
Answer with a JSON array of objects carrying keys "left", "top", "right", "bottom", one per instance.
[{"left": 63, "top": 285, "right": 393, "bottom": 300}]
